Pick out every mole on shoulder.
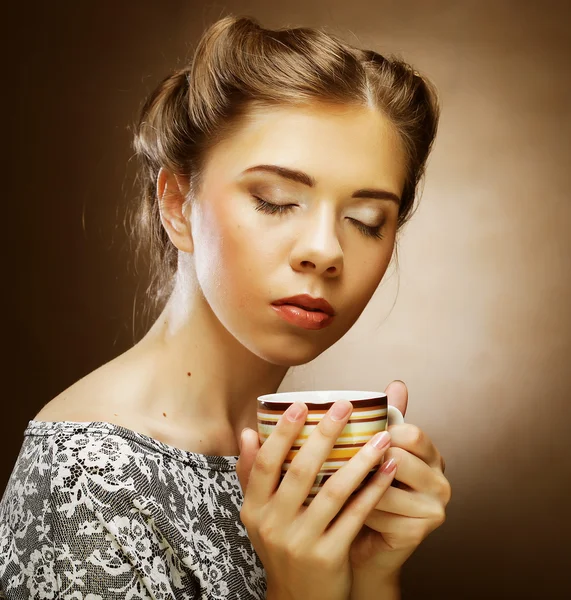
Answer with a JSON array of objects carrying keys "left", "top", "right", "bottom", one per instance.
[
  {"left": 187, "top": 372, "right": 191, "bottom": 376},
  {"left": 163, "top": 412, "right": 167, "bottom": 417}
]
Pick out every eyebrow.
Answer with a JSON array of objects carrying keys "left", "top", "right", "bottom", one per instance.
[{"left": 242, "top": 164, "right": 401, "bottom": 204}]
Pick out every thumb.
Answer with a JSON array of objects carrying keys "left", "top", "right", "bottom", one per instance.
[
  {"left": 384, "top": 379, "right": 409, "bottom": 419},
  {"left": 236, "top": 427, "right": 261, "bottom": 495}
]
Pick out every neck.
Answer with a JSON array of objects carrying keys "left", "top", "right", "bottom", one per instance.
[{"left": 132, "top": 269, "right": 289, "bottom": 442}]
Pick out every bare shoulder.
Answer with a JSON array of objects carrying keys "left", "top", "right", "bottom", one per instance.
[
  {"left": 32, "top": 342, "right": 225, "bottom": 455},
  {"left": 33, "top": 348, "right": 142, "bottom": 424}
]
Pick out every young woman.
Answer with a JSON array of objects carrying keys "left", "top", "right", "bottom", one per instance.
[{"left": 0, "top": 15, "right": 450, "bottom": 600}]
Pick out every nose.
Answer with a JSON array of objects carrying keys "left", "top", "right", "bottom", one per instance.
[{"left": 289, "top": 205, "right": 343, "bottom": 277}]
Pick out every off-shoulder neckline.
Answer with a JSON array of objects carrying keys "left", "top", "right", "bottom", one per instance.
[{"left": 26, "top": 419, "right": 239, "bottom": 472}]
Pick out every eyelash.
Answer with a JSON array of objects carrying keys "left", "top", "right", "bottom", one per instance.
[{"left": 252, "top": 196, "right": 384, "bottom": 240}]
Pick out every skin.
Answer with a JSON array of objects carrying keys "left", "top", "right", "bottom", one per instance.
[
  {"left": 238, "top": 381, "right": 450, "bottom": 598},
  {"left": 162, "top": 101, "right": 449, "bottom": 588},
  {"left": 37, "top": 101, "right": 404, "bottom": 452},
  {"left": 153, "top": 101, "right": 406, "bottom": 442},
  {"left": 347, "top": 380, "right": 450, "bottom": 595},
  {"left": 36, "top": 101, "right": 450, "bottom": 591}
]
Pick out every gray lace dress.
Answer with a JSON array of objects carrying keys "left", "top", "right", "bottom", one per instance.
[{"left": 0, "top": 420, "right": 267, "bottom": 599}]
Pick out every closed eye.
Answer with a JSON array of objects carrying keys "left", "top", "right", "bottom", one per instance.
[
  {"left": 252, "top": 196, "right": 297, "bottom": 215},
  {"left": 252, "top": 196, "right": 384, "bottom": 240},
  {"left": 347, "top": 218, "right": 384, "bottom": 240}
]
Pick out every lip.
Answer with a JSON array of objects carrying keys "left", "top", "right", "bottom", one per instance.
[
  {"left": 272, "top": 294, "right": 336, "bottom": 316},
  {"left": 271, "top": 294, "right": 336, "bottom": 331},
  {"left": 271, "top": 304, "right": 335, "bottom": 330}
]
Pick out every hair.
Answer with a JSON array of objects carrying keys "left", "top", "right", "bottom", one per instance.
[{"left": 131, "top": 14, "right": 440, "bottom": 319}]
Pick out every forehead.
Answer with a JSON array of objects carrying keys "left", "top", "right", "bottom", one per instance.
[{"left": 202, "top": 102, "right": 407, "bottom": 196}]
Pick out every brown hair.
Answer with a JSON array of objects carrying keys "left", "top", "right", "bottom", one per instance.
[{"left": 131, "top": 15, "right": 440, "bottom": 317}]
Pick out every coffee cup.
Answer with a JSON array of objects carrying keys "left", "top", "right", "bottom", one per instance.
[{"left": 257, "top": 390, "right": 404, "bottom": 506}]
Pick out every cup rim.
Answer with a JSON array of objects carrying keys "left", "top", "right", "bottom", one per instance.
[{"left": 257, "top": 390, "right": 387, "bottom": 404}]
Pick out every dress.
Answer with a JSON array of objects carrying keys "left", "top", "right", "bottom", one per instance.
[{"left": 0, "top": 420, "right": 267, "bottom": 599}]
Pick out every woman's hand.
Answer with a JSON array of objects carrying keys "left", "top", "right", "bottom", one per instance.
[
  {"left": 349, "top": 380, "right": 452, "bottom": 587},
  {"left": 236, "top": 400, "right": 398, "bottom": 600}
]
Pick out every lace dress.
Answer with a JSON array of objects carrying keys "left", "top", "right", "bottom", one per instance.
[{"left": 0, "top": 420, "right": 267, "bottom": 599}]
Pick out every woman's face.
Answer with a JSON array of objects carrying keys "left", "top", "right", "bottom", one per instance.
[{"left": 188, "top": 102, "right": 407, "bottom": 366}]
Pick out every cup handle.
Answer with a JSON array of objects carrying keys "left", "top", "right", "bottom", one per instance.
[{"left": 388, "top": 404, "right": 404, "bottom": 426}]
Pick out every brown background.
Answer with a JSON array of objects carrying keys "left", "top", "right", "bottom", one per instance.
[{"left": 3, "top": 1, "right": 570, "bottom": 598}]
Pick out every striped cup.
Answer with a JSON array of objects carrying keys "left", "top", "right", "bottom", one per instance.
[{"left": 257, "top": 390, "right": 404, "bottom": 506}]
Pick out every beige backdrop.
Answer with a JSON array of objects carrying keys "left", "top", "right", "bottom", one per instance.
[{"left": 4, "top": 1, "right": 570, "bottom": 598}]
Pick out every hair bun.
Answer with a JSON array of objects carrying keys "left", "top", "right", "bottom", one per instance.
[{"left": 130, "top": 15, "right": 440, "bottom": 320}]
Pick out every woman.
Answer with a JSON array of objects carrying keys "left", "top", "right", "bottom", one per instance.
[{"left": 0, "top": 14, "right": 450, "bottom": 600}]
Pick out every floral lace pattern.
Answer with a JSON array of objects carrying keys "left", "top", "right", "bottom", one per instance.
[{"left": 0, "top": 421, "right": 266, "bottom": 599}]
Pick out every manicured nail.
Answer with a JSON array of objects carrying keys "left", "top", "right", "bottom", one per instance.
[
  {"left": 239, "top": 428, "right": 248, "bottom": 451},
  {"left": 370, "top": 431, "right": 390, "bottom": 449},
  {"left": 330, "top": 401, "right": 352, "bottom": 421},
  {"left": 285, "top": 403, "right": 305, "bottom": 422},
  {"left": 380, "top": 458, "right": 397, "bottom": 474}
]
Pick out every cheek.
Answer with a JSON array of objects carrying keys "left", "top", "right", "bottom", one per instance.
[
  {"left": 194, "top": 200, "right": 262, "bottom": 310},
  {"left": 222, "top": 227, "right": 257, "bottom": 309},
  {"left": 362, "top": 258, "right": 391, "bottom": 296},
  {"left": 346, "top": 239, "right": 396, "bottom": 307}
]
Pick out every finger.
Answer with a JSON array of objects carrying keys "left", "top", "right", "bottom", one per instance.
[
  {"left": 372, "top": 485, "right": 445, "bottom": 519},
  {"left": 322, "top": 456, "right": 398, "bottom": 553},
  {"left": 388, "top": 424, "right": 442, "bottom": 470},
  {"left": 275, "top": 400, "right": 355, "bottom": 521},
  {"left": 295, "top": 430, "right": 392, "bottom": 539},
  {"left": 384, "top": 380, "right": 408, "bottom": 418},
  {"left": 244, "top": 402, "right": 308, "bottom": 509},
  {"left": 383, "top": 447, "right": 448, "bottom": 496},
  {"left": 236, "top": 427, "right": 261, "bottom": 495},
  {"left": 363, "top": 509, "right": 444, "bottom": 544}
]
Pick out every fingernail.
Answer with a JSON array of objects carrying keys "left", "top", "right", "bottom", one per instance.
[
  {"left": 330, "top": 401, "right": 352, "bottom": 421},
  {"left": 370, "top": 431, "right": 390, "bottom": 449},
  {"left": 380, "top": 457, "right": 397, "bottom": 474},
  {"left": 285, "top": 403, "right": 305, "bottom": 422},
  {"left": 240, "top": 428, "right": 248, "bottom": 451}
]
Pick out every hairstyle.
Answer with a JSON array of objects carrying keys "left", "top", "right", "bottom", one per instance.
[{"left": 131, "top": 14, "right": 440, "bottom": 317}]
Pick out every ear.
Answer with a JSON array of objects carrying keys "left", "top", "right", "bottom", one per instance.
[{"left": 157, "top": 167, "right": 194, "bottom": 253}]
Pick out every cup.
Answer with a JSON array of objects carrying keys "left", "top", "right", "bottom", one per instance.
[{"left": 257, "top": 390, "right": 404, "bottom": 506}]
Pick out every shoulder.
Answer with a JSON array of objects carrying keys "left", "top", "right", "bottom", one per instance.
[
  {"left": 1, "top": 421, "right": 158, "bottom": 556},
  {"left": 34, "top": 345, "right": 150, "bottom": 427},
  {"left": 3, "top": 422, "right": 150, "bottom": 511},
  {"left": 1, "top": 424, "right": 264, "bottom": 599},
  {"left": 0, "top": 423, "right": 202, "bottom": 597}
]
